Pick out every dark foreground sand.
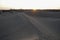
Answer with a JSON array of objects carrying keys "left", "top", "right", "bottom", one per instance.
[{"left": 0, "top": 12, "right": 60, "bottom": 40}]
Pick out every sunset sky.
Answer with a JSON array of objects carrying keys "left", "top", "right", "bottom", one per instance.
[{"left": 0, "top": 0, "right": 60, "bottom": 10}]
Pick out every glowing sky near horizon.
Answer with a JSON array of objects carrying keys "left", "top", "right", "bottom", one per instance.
[{"left": 0, "top": 0, "right": 60, "bottom": 9}]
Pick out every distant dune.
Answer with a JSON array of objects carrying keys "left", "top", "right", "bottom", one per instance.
[{"left": 0, "top": 9, "right": 60, "bottom": 18}]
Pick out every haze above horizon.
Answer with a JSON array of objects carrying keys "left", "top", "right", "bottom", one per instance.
[{"left": 0, "top": 0, "right": 60, "bottom": 10}]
